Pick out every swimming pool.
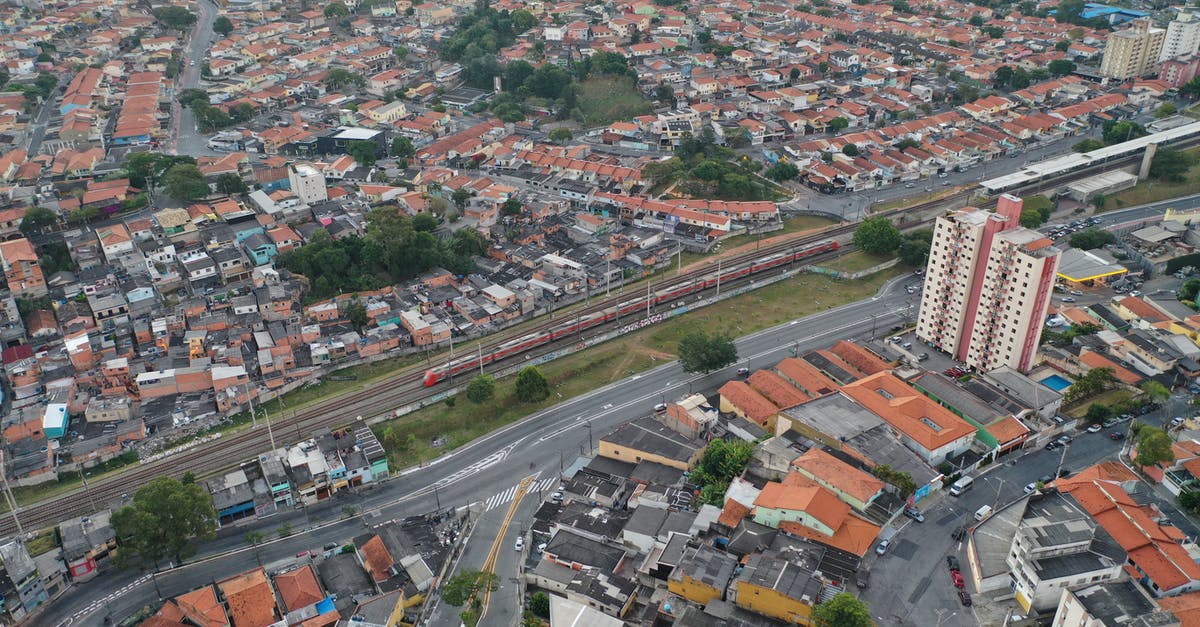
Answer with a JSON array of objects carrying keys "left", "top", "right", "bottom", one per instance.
[{"left": 1041, "top": 374, "right": 1071, "bottom": 391}]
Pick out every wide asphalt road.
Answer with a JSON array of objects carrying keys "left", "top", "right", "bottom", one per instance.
[{"left": 44, "top": 272, "right": 920, "bottom": 626}]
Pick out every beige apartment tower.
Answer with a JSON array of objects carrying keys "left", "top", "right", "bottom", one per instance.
[
  {"left": 915, "top": 195, "right": 1062, "bottom": 373},
  {"left": 1101, "top": 17, "right": 1166, "bottom": 79}
]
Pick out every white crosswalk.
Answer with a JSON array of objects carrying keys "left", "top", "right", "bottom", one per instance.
[{"left": 483, "top": 478, "right": 558, "bottom": 511}]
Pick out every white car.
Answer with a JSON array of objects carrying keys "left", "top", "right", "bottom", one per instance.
[
  {"left": 1086, "top": 424, "right": 1103, "bottom": 433},
  {"left": 1024, "top": 482, "right": 1038, "bottom": 494},
  {"left": 515, "top": 537, "right": 524, "bottom": 551},
  {"left": 875, "top": 539, "right": 890, "bottom": 556}
]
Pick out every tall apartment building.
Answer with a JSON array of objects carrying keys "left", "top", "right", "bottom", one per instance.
[
  {"left": 1161, "top": 11, "right": 1200, "bottom": 61},
  {"left": 287, "top": 163, "right": 328, "bottom": 205},
  {"left": 1101, "top": 17, "right": 1166, "bottom": 79},
  {"left": 915, "top": 195, "right": 1061, "bottom": 373}
]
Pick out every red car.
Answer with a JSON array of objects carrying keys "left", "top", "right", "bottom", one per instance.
[{"left": 951, "top": 570, "right": 965, "bottom": 589}]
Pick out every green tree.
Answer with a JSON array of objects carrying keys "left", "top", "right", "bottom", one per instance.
[
  {"left": 1102, "top": 119, "right": 1146, "bottom": 145},
  {"left": 678, "top": 331, "right": 738, "bottom": 374},
  {"left": 178, "top": 88, "right": 210, "bottom": 109},
  {"left": 502, "top": 198, "right": 522, "bottom": 216},
  {"left": 111, "top": 477, "right": 217, "bottom": 567},
  {"left": 465, "top": 374, "right": 495, "bottom": 403},
  {"left": 1069, "top": 228, "right": 1115, "bottom": 250},
  {"left": 1055, "top": 39, "right": 1072, "bottom": 52},
  {"left": 898, "top": 229, "right": 933, "bottom": 266},
  {"left": 215, "top": 173, "right": 248, "bottom": 196},
  {"left": 813, "top": 592, "right": 872, "bottom": 627},
  {"left": 323, "top": 68, "right": 364, "bottom": 90},
  {"left": 124, "top": 152, "right": 195, "bottom": 193},
  {"left": 968, "top": 14, "right": 985, "bottom": 26},
  {"left": 842, "top": 143, "right": 859, "bottom": 156},
  {"left": 511, "top": 9, "right": 537, "bottom": 33},
  {"left": 530, "top": 591, "right": 550, "bottom": 618},
  {"left": 1140, "top": 380, "right": 1171, "bottom": 404},
  {"left": 345, "top": 300, "right": 369, "bottom": 333},
  {"left": 228, "top": 102, "right": 257, "bottom": 123},
  {"left": 412, "top": 212, "right": 438, "bottom": 231},
  {"left": 1182, "top": 278, "right": 1200, "bottom": 302},
  {"left": 277, "top": 522, "right": 293, "bottom": 538},
  {"left": 764, "top": 161, "right": 799, "bottom": 181},
  {"left": 347, "top": 140, "right": 379, "bottom": 167},
  {"left": 442, "top": 569, "right": 498, "bottom": 606},
  {"left": 244, "top": 530, "right": 265, "bottom": 565},
  {"left": 1156, "top": 102, "right": 1178, "bottom": 118},
  {"left": 164, "top": 164, "right": 210, "bottom": 201},
  {"left": 548, "top": 127, "right": 573, "bottom": 144},
  {"left": 853, "top": 216, "right": 902, "bottom": 255},
  {"left": 1064, "top": 367, "right": 1116, "bottom": 404},
  {"left": 154, "top": 5, "right": 196, "bottom": 30},
  {"left": 324, "top": 1, "right": 349, "bottom": 18},
  {"left": 1135, "top": 427, "right": 1175, "bottom": 467},
  {"left": 1048, "top": 59, "right": 1076, "bottom": 76},
  {"left": 1073, "top": 138, "right": 1105, "bottom": 153},
  {"left": 828, "top": 117, "right": 849, "bottom": 133},
  {"left": 1085, "top": 403, "right": 1113, "bottom": 425},
  {"left": 1180, "top": 490, "right": 1200, "bottom": 512},
  {"left": 691, "top": 438, "right": 754, "bottom": 506},
  {"left": 390, "top": 136, "right": 415, "bottom": 159},
  {"left": 1020, "top": 209, "right": 1046, "bottom": 228},
  {"left": 515, "top": 366, "right": 550, "bottom": 403},
  {"left": 452, "top": 187, "right": 471, "bottom": 211},
  {"left": 1183, "top": 76, "right": 1200, "bottom": 100},
  {"left": 1149, "top": 146, "right": 1196, "bottom": 183},
  {"left": 213, "top": 16, "right": 234, "bottom": 37},
  {"left": 19, "top": 206, "right": 57, "bottom": 234}
]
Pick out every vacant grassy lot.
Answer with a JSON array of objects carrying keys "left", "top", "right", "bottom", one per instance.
[
  {"left": 1097, "top": 148, "right": 1200, "bottom": 212},
  {"left": 1064, "top": 389, "right": 1135, "bottom": 418},
  {"left": 578, "top": 77, "right": 652, "bottom": 126},
  {"left": 373, "top": 265, "right": 906, "bottom": 469},
  {"left": 821, "top": 250, "right": 894, "bottom": 273}
]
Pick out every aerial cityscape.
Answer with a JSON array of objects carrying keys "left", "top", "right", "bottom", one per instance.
[{"left": 6, "top": 0, "right": 1200, "bottom": 626}]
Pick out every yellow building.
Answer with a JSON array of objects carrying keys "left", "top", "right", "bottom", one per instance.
[
  {"left": 731, "top": 550, "right": 822, "bottom": 625},
  {"left": 597, "top": 416, "right": 702, "bottom": 471},
  {"left": 667, "top": 546, "right": 737, "bottom": 606}
]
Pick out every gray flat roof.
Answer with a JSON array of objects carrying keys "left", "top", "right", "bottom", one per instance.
[
  {"left": 972, "top": 495, "right": 1028, "bottom": 579},
  {"left": 782, "top": 392, "right": 881, "bottom": 441},
  {"left": 1072, "top": 580, "right": 1157, "bottom": 625},
  {"left": 1056, "top": 247, "right": 1127, "bottom": 282},
  {"left": 600, "top": 416, "right": 700, "bottom": 463}
]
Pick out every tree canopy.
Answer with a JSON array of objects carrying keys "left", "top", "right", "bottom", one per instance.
[
  {"left": 692, "top": 438, "right": 753, "bottom": 506},
  {"left": 154, "top": 6, "right": 196, "bottom": 30},
  {"left": 390, "top": 136, "right": 415, "bottom": 159},
  {"left": 1102, "top": 119, "right": 1146, "bottom": 145},
  {"left": 213, "top": 16, "right": 234, "bottom": 36},
  {"left": 1149, "top": 147, "right": 1196, "bottom": 183},
  {"left": 678, "top": 331, "right": 738, "bottom": 374},
  {"left": 112, "top": 476, "right": 217, "bottom": 567},
  {"left": 1068, "top": 228, "right": 1116, "bottom": 251},
  {"left": 813, "top": 593, "right": 872, "bottom": 627},
  {"left": 1136, "top": 427, "right": 1175, "bottom": 467},
  {"left": 1064, "top": 367, "right": 1115, "bottom": 404},
  {"left": 347, "top": 140, "right": 379, "bottom": 167},
  {"left": 898, "top": 229, "right": 933, "bottom": 266},
  {"left": 215, "top": 173, "right": 247, "bottom": 196},
  {"left": 324, "top": 2, "right": 349, "bottom": 18},
  {"left": 164, "top": 164, "right": 210, "bottom": 201},
  {"left": 853, "top": 216, "right": 902, "bottom": 255},
  {"left": 465, "top": 374, "right": 495, "bottom": 403},
  {"left": 514, "top": 366, "right": 550, "bottom": 403},
  {"left": 276, "top": 208, "right": 487, "bottom": 300},
  {"left": 20, "top": 206, "right": 56, "bottom": 234}
]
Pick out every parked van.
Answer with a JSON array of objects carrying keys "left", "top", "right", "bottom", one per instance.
[
  {"left": 974, "top": 505, "right": 993, "bottom": 521},
  {"left": 949, "top": 476, "right": 974, "bottom": 496}
]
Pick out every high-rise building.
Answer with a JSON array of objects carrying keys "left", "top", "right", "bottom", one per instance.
[
  {"left": 915, "top": 195, "right": 1062, "bottom": 373},
  {"left": 287, "top": 163, "right": 328, "bottom": 205},
  {"left": 1100, "top": 17, "right": 1167, "bottom": 79},
  {"left": 1161, "top": 11, "right": 1200, "bottom": 61}
]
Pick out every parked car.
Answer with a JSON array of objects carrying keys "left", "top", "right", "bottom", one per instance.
[
  {"left": 1102, "top": 418, "right": 1119, "bottom": 429},
  {"left": 1060, "top": 296, "right": 1076, "bottom": 302},
  {"left": 737, "top": 367, "right": 750, "bottom": 376},
  {"left": 1171, "top": 417, "right": 1186, "bottom": 428},
  {"left": 951, "top": 570, "right": 965, "bottom": 588},
  {"left": 1110, "top": 431, "right": 1126, "bottom": 441},
  {"left": 958, "top": 590, "right": 973, "bottom": 607},
  {"left": 551, "top": 491, "right": 564, "bottom": 503},
  {"left": 515, "top": 537, "right": 524, "bottom": 551},
  {"left": 1069, "top": 290, "right": 1084, "bottom": 296},
  {"left": 1056, "top": 435, "right": 1073, "bottom": 445},
  {"left": 946, "top": 556, "right": 960, "bottom": 571},
  {"left": 876, "top": 539, "right": 890, "bottom": 556},
  {"left": 1024, "top": 482, "right": 1040, "bottom": 494},
  {"left": 1086, "top": 423, "right": 1102, "bottom": 433},
  {"left": 856, "top": 568, "right": 870, "bottom": 589},
  {"left": 904, "top": 507, "right": 925, "bottom": 523},
  {"left": 1039, "top": 474, "right": 1053, "bottom": 485},
  {"left": 654, "top": 403, "right": 667, "bottom": 413}
]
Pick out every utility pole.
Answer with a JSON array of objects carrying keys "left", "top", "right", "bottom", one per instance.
[
  {"left": 248, "top": 383, "right": 276, "bottom": 452},
  {"left": 605, "top": 258, "right": 611, "bottom": 296},
  {"left": 448, "top": 332, "right": 455, "bottom": 384},
  {"left": 716, "top": 257, "right": 722, "bottom": 298},
  {"left": 80, "top": 469, "right": 98, "bottom": 513},
  {"left": 646, "top": 278, "right": 651, "bottom": 318},
  {"left": 477, "top": 342, "right": 484, "bottom": 375}
]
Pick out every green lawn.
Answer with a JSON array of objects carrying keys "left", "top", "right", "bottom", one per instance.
[
  {"left": 821, "top": 250, "right": 895, "bottom": 273},
  {"left": 872, "top": 187, "right": 963, "bottom": 213},
  {"left": 373, "top": 265, "right": 906, "bottom": 469},
  {"left": 1097, "top": 148, "right": 1200, "bottom": 212},
  {"left": 1064, "top": 389, "right": 1135, "bottom": 418},
  {"left": 578, "top": 77, "right": 652, "bottom": 126}
]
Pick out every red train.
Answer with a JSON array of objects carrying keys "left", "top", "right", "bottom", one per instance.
[{"left": 422, "top": 239, "right": 839, "bottom": 386}]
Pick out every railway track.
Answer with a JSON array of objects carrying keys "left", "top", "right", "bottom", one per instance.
[{"left": 4, "top": 219, "right": 887, "bottom": 533}]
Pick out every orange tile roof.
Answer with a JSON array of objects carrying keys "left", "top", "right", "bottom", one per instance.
[
  {"left": 841, "top": 372, "right": 977, "bottom": 452},
  {"left": 1077, "top": 351, "right": 1143, "bottom": 386},
  {"left": 774, "top": 357, "right": 838, "bottom": 397},
  {"left": 719, "top": 381, "right": 780, "bottom": 427},
  {"left": 755, "top": 472, "right": 852, "bottom": 533},
  {"left": 1115, "top": 296, "right": 1168, "bottom": 323},
  {"left": 274, "top": 565, "right": 324, "bottom": 612},
  {"left": 216, "top": 567, "right": 279, "bottom": 627},
  {"left": 718, "top": 499, "right": 751, "bottom": 528},
  {"left": 171, "top": 585, "right": 230, "bottom": 627},
  {"left": 778, "top": 511, "right": 881, "bottom": 558},
  {"left": 747, "top": 370, "right": 810, "bottom": 409},
  {"left": 1059, "top": 476, "right": 1200, "bottom": 593},
  {"left": 789, "top": 448, "right": 884, "bottom": 505},
  {"left": 1159, "top": 590, "right": 1200, "bottom": 626},
  {"left": 359, "top": 535, "right": 393, "bottom": 582},
  {"left": 828, "top": 340, "right": 891, "bottom": 376},
  {"left": 0, "top": 238, "right": 37, "bottom": 263},
  {"left": 986, "top": 416, "right": 1031, "bottom": 444}
]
